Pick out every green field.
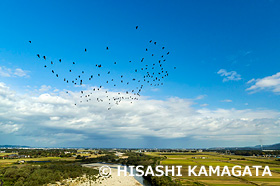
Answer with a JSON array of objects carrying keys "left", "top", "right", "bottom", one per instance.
[{"left": 146, "top": 152, "right": 280, "bottom": 186}]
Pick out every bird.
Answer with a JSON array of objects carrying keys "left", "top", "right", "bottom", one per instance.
[
  {"left": 106, "top": 47, "right": 109, "bottom": 50},
  {"left": 162, "top": 47, "right": 165, "bottom": 49},
  {"left": 59, "top": 59, "right": 62, "bottom": 62},
  {"left": 149, "top": 40, "right": 152, "bottom": 43},
  {"left": 136, "top": 26, "right": 138, "bottom": 29},
  {"left": 29, "top": 41, "right": 31, "bottom": 43},
  {"left": 73, "top": 62, "right": 75, "bottom": 64},
  {"left": 114, "top": 62, "right": 117, "bottom": 64},
  {"left": 85, "top": 48, "right": 87, "bottom": 52},
  {"left": 43, "top": 56, "right": 46, "bottom": 60},
  {"left": 37, "top": 54, "right": 40, "bottom": 58}
]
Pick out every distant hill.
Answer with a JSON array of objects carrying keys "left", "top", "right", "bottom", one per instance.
[
  {"left": 255, "top": 143, "right": 280, "bottom": 150},
  {"left": 0, "top": 145, "right": 30, "bottom": 148},
  {"left": 208, "top": 143, "right": 280, "bottom": 151}
]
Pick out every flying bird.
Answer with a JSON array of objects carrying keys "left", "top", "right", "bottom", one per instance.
[{"left": 136, "top": 26, "right": 138, "bottom": 29}]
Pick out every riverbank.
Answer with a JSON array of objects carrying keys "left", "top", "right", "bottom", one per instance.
[{"left": 82, "top": 163, "right": 142, "bottom": 186}]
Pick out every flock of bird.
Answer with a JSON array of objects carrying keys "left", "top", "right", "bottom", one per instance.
[{"left": 30, "top": 26, "right": 176, "bottom": 110}]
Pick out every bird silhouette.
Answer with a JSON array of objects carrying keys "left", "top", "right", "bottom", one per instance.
[{"left": 136, "top": 26, "right": 138, "bottom": 29}]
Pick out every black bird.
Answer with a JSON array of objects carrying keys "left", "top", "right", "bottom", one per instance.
[
  {"left": 82, "top": 71, "right": 84, "bottom": 73},
  {"left": 52, "top": 70, "right": 54, "bottom": 73},
  {"left": 85, "top": 48, "right": 87, "bottom": 52},
  {"left": 59, "top": 59, "right": 62, "bottom": 62},
  {"left": 106, "top": 47, "right": 109, "bottom": 50},
  {"left": 56, "top": 74, "right": 58, "bottom": 77},
  {"left": 136, "top": 26, "right": 138, "bottom": 29},
  {"left": 44, "top": 65, "right": 47, "bottom": 68},
  {"left": 174, "top": 67, "right": 176, "bottom": 69},
  {"left": 154, "top": 42, "right": 156, "bottom": 45},
  {"left": 37, "top": 54, "right": 40, "bottom": 58},
  {"left": 149, "top": 40, "right": 152, "bottom": 43},
  {"left": 146, "top": 48, "right": 148, "bottom": 51},
  {"left": 73, "top": 62, "right": 75, "bottom": 64},
  {"left": 43, "top": 56, "right": 46, "bottom": 60},
  {"left": 167, "top": 52, "right": 170, "bottom": 55},
  {"left": 162, "top": 47, "right": 165, "bottom": 49},
  {"left": 69, "top": 70, "right": 72, "bottom": 72},
  {"left": 114, "top": 62, "right": 117, "bottom": 64},
  {"left": 152, "top": 54, "right": 154, "bottom": 56},
  {"left": 51, "top": 61, "right": 53, "bottom": 64},
  {"left": 29, "top": 41, "right": 31, "bottom": 43},
  {"left": 98, "top": 64, "right": 102, "bottom": 68}
]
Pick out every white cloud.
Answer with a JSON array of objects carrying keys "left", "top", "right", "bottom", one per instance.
[
  {"left": 0, "top": 66, "right": 29, "bottom": 78},
  {"left": 200, "top": 104, "right": 209, "bottom": 107},
  {"left": 246, "top": 72, "right": 280, "bottom": 94},
  {"left": 221, "top": 99, "right": 232, "bottom": 103},
  {"left": 0, "top": 82, "right": 279, "bottom": 146},
  {"left": 217, "top": 69, "right": 241, "bottom": 82}
]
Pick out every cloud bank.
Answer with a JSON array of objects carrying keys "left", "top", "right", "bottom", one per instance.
[{"left": 0, "top": 82, "right": 279, "bottom": 147}]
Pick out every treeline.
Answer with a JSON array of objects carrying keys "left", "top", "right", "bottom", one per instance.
[
  {"left": 232, "top": 150, "right": 280, "bottom": 156},
  {"left": 0, "top": 162, "right": 98, "bottom": 186},
  {"left": 4, "top": 149, "right": 77, "bottom": 158}
]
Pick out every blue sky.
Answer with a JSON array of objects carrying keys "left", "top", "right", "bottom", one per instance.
[{"left": 1, "top": 0, "right": 280, "bottom": 148}]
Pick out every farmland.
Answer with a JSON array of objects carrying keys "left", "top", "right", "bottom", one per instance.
[{"left": 146, "top": 151, "right": 280, "bottom": 186}]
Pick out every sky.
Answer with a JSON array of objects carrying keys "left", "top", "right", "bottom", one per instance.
[{"left": 1, "top": 0, "right": 280, "bottom": 148}]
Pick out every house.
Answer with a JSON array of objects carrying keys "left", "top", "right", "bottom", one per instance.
[{"left": 18, "top": 160, "right": 25, "bottom": 164}]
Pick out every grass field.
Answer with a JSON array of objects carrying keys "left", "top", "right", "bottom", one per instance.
[
  {"left": 146, "top": 152, "right": 280, "bottom": 186},
  {"left": 0, "top": 156, "right": 76, "bottom": 168}
]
